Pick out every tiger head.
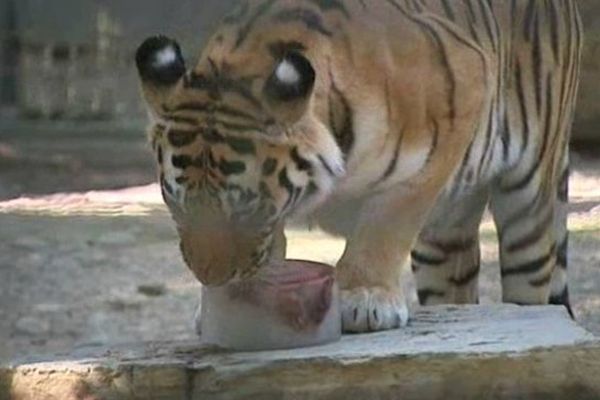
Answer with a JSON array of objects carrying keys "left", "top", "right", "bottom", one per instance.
[{"left": 135, "top": 29, "right": 344, "bottom": 286}]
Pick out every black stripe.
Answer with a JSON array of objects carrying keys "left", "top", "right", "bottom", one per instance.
[
  {"left": 556, "top": 234, "right": 568, "bottom": 268},
  {"left": 329, "top": 79, "right": 355, "bottom": 158},
  {"left": 207, "top": 151, "right": 218, "bottom": 169},
  {"left": 388, "top": 1, "right": 487, "bottom": 74},
  {"left": 290, "top": 147, "right": 313, "bottom": 174},
  {"left": 262, "top": 158, "right": 278, "bottom": 176},
  {"left": 523, "top": 0, "right": 536, "bottom": 42},
  {"left": 508, "top": 0, "right": 516, "bottom": 23},
  {"left": 185, "top": 72, "right": 220, "bottom": 101},
  {"left": 464, "top": 0, "right": 483, "bottom": 47},
  {"left": 466, "top": 21, "right": 482, "bottom": 48},
  {"left": 496, "top": 189, "right": 545, "bottom": 240},
  {"left": 557, "top": 0, "right": 574, "bottom": 121},
  {"left": 451, "top": 139, "right": 475, "bottom": 198},
  {"left": 505, "top": 207, "right": 553, "bottom": 253},
  {"left": 529, "top": 271, "right": 553, "bottom": 287},
  {"left": 273, "top": 8, "right": 333, "bottom": 36},
  {"left": 384, "top": 80, "right": 393, "bottom": 125},
  {"left": 427, "top": 237, "right": 475, "bottom": 254},
  {"left": 501, "top": 245, "right": 555, "bottom": 277},
  {"left": 501, "top": 109, "right": 511, "bottom": 162},
  {"left": 304, "top": 181, "right": 320, "bottom": 200},
  {"left": 465, "top": 0, "right": 478, "bottom": 24},
  {"left": 216, "top": 104, "right": 262, "bottom": 123},
  {"left": 548, "top": 0, "right": 561, "bottom": 63},
  {"left": 170, "top": 101, "right": 261, "bottom": 123},
  {"left": 418, "top": 24, "right": 457, "bottom": 123},
  {"left": 166, "top": 115, "right": 197, "bottom": 125},
  {"left": 186, "top": 72, "right": 263, "bottom": 110},
  {"left": 440, "top": 0, "right": 455, "bottom": 21},
  {"left": 532, "top": 11, "right": 543, "bottom": 115},
  {"left": 449, "top": 264, "right": 480, "bottom": 286},
  {"left": 411, "top": 249, "right": 446, "bottom": 266},
  {"left": 160, "top": 173, "right": 174, "bottom": 197},
  {"left": 317, "top": 155, "right": 336, "bottom": 177},
  {"left": 171, "top": 154, "right": 193, "bottom": 169},
  {"left": 168, "top": 129, "right": 198, "bottom": 147},
  {"left": 377, "top": 133, "right": 402, "bottom": 184},
  {"left": 157, "top": 145, "right": 163, "bottom": 164},
  {"left": 477, "top": 100, "right": 496, "bottom": 177},
  {"left": 207, "top": 57, "right": 220, "bottom": 77},
  {"left": 216, "top": 120, "right": 264, "bottom": 133},
  {"left": 225, "top": 136, "right": 257, "bottom": 155},
  {"left": 201, "top": 128, "right": 225, "bottom": 144},
  {"left": 417, "top": 289, "right": 445, "bottom": 305},
  {"left": 411, "top": 0, "right": 423, "bottom": 13},
  {"left": 558, "top": 167, "right": 569, "bottom": 202},
  {"left": 514, "top": 62, "right": 530, "bottom": 157},
  {"left": 259, "top": 181, "right": 273, "bottom": 200},
  {"left": 278, "top": 168, "right": 296, "bottom": 210},
  {"left": 425, "top": 120, "right": 440, "bottom": 164},
  {"left": 307, "top": 0, "right": 350, "bottom": 18},
  {"left": 235, "top": 0, "right": 277, "bottom": 49},
  {"left": 478, "top": 0, "right": 497, "bottom": 52},
  {"left": 218, "top": 159, "right": 246, "bottom": 176},
  {"left": 511, "top": 72, "right": 552, "bottom": 192}
]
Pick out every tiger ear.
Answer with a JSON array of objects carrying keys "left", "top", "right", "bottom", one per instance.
[
  {"left": 135, "top": 35, "right": 186, "bottom": 112},
  {"left": 263, "top": 52, "right": 316, "bottom": 124}
]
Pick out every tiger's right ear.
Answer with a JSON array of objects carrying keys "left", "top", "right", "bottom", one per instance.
[
  {"left": 263, "top": 51, "right": 316, "bottom": 125},
  {"left": 135, "top": 35, "right": 186, "bottom": 113}
]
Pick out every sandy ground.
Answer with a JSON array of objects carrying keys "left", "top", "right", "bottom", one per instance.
[{"left": 1, "top": 145, "right": 600, "bottom": 363}]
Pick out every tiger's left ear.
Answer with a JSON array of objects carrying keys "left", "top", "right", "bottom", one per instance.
[
  {"left": 263, "top": 52, "right": 316, "bottom": 124},
  {"left": 135, "top": 35, "right": 186, "bottom": 114}
]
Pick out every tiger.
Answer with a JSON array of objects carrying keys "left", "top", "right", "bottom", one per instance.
[{"left": 135, "top": 0, "right": 583, "bottom": 333}]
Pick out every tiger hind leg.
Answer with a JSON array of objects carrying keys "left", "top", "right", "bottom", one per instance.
[
  {"left": 490, "top": 155, "right": 571, "bottom": 314},
  {"left": 412, "top": 190, "right": 489, "bottom": 305}
]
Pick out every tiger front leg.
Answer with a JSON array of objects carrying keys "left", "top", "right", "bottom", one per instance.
[{"left": 336, "top": 189, "right": 436, "bottom": 333}]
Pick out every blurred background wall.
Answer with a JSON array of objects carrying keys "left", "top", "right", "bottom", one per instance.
[
  {"left": 0, "top": 0, "right": 598, "bottom": 138},
  {"left": 0, "top": 0, "right": 237, "bottom": 120},
  {"left": 576, "top": 1, "right": 600, "bottom": 141}
]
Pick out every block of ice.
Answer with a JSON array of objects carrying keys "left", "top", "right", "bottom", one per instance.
[{"left": 199, "top": 260, "right": 341, "bottom": 351}]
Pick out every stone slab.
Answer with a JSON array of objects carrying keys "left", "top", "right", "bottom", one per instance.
[{"left": 2, "top": 305, "right": 600, "bottom": 400}]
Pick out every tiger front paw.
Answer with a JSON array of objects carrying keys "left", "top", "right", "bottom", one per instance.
[{"left": 340, "top": 286, "right": 409, "bottom": 333}]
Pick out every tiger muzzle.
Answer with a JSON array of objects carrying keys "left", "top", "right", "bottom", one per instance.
[{"left": 177, "top": 214, "right": 266, "bottom": 286}]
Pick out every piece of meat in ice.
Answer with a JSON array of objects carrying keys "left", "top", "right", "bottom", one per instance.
[{"left": 198, "top": 260, "right": 341, "bottom": 351}]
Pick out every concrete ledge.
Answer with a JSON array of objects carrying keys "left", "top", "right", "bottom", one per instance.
[{"left": 2, "top": 305, "right": 600, "bottom": 400}]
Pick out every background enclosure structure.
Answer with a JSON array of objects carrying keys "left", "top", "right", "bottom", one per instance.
[
  {"left": 0, "top": 0, "right": 598, "bottom": 140},
  {"left": 0, "top": 0, "right": 237, "bottom": 120}
]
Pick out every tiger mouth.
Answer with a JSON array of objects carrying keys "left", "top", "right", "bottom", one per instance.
[{"left": 177, "top": 217, "right": 278, "bottom": 287}]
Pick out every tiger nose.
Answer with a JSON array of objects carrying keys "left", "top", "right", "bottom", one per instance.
[
  {"left": 179, "top": 223, "right": 237, "bottom": 286},
  {"left": 177, "top": 206, "right": 265, "bottom": 286}
]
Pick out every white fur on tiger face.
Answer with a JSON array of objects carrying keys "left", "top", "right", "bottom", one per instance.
[{"left": 137, "top": 0, "right": 583, "bottom": 332}]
